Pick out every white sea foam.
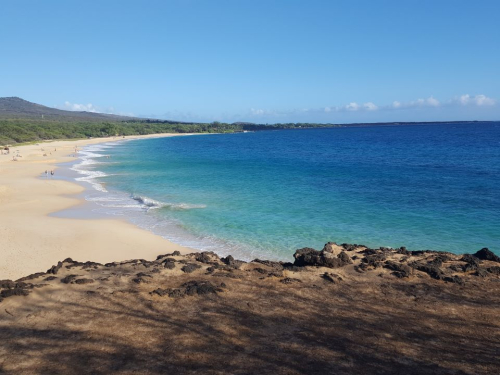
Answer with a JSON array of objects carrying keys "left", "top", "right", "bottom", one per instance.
[
  {"left": 131, "top": 195, "right": 207, "bottom": 211},
  {"left": 71, "top": 144, "right": 115, "bottom": 192}
]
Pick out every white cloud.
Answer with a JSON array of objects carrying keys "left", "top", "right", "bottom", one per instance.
[
  {"left": 363, "top": 102, "right": 378, "bottom": 111},
  {"left": 345, "top": 102, "right": 360, "bottom": 111},
  {"left": 473, "top": 94, "right": 495, "bottom": 106},
  {"left": 250, "top": 108, "right": 265, "bottom": 115},
  {"left": 426, "top": 97, "right": 440, "bottom": 107},
  {"left": 392, "top": 101, "right": 401, "bottom": 108},
  {"left": 64, "top": 101, "right": 98, "bottom": 113},
  {"left": 60, "top": 101, "right": 134, "bottom": 117},
  {"left": 454, "top": 94, "right": 495, "bottom": 107}
]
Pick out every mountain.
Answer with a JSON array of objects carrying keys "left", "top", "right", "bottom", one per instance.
[{"left": 0, "top": 97, "right": 138, "bottom": 122}]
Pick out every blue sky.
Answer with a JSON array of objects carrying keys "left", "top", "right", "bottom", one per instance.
[{"left": 1, "top": 0, "right": 499, "bottom": 123}]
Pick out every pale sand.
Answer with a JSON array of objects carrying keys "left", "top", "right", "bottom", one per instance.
[{"left": 0, "top": 134, "right": 196, "bottom": 280}]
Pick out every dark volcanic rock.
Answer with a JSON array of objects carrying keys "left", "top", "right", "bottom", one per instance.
[
  {"left": 47, "top": 262, "right": 63, "bottom": 275},
  {"left": 461, "top": 254, "right": 481, "bottom": 272},
  {"left": 132, "top": 273, "right": 152, "bottom": 284},
  {"left": 195, "top": 252, "right": 219, "bottom": 264},
  {"left": 341, "top": 243, "right": 361, "bottom": 252},
  {"left": 253, "top": 268, "right": 267, "bottom": 274},
  {"left": 396, "top": 247, "right": 410, "bottom": 255},
  {"left": 151, "top": 280, "right": 223, "bottom": 298},
  {"left": 322, "top": 273, "right": 343, "bottom": 284},
  {"left": 280, "top": 277, "right": 302, "bottom": 284},
  {"left": 360, "top": 254, "right": 386, "bottom": 269},
  {"left": 60, "top": 275, "right": 79, "bottom": 284},
  {"left": 414, "top": 264, "right": 445, "bottom": 280},
  {"left": 182, "top": 281, "right": 221, "bottom": 296},
  {"left": 293, "top": 248, "right": 349, "bottom": 268},
  {"left": 474, "top": 248, "right": 500, "bottom": 262},
  {"left": 384, "top": 261, "right": 413, "bottom": 278},
  {"left": 0, "top": 280, "right": 16, "bottom": 289},
  {"left": 181, "top": 263, "right": 202, "bottom": 274},
  {"left": 221, "top": 255, "right": 245, "bottom": 269},
  {"left": 443, "top": 276, "right": 465, "bottom": 286},
  {"left": 252, "top": 259, "right": 284, "bottom": 271},
  {"left": 486, "top": 266, "right": 500, "bottom": 275},
  {"left": 475, "top": 268, "right": 489, "bottom": 278},
  {"left": 338, "top": 251, "right": 352, "bottom": 264},
  {"left": 16, "top": 272, "right": 46, "bottom": 282},
  {"left": 1, "top": 288, "right": 30, "bottom": 298},
  {"left": 74, "top": 278, "right": 94, "bottom": 285},
  {"left": 161, "top": 258, "right": 176, "bottom": 270},
  {"left": 43, "top": 276, "right": 58, "bottom": 282}
]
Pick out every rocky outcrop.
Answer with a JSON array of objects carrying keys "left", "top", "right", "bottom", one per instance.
[
  {"left": 293, "top": 246, "right": 352, "bottom": 268},
  {"left": 474, "top": 248, "right": 500, "bottom": 262},
  {"left": 151, "top": 280, "right": 224, "bottom": 298}
]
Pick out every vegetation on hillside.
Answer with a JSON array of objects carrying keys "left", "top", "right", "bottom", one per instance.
[{"left": 0, "top": 118, "right": 335, "bottom": 145}]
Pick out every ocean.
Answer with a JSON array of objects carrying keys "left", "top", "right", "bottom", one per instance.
[{"left": 70, "top": 122, "right": 500, "bottom": 260}]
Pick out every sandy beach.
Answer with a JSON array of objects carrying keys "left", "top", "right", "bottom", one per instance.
[{"left": 0, "top": 134, "right": 194, "bottom": 281}]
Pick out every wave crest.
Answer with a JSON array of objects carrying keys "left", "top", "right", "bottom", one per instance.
[{"left": 131, "top": 195, "right": 206, "bottom": 210}]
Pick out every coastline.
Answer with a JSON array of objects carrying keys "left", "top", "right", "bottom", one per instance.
[{"left": 0, "top": 134, "right": 196, "bottom": 281}]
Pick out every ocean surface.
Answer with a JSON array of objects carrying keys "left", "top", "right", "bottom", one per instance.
[{"left": 70, "top": 123, "right": 500, "bottom": 260}]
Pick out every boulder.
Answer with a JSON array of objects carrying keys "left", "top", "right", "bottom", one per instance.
[
  {"left": 322, "top": 242, "right": 343, "bottom": 256},
  {"left": 47, "top": 262, "right": 63, "bottom": 275},
  {"left": 384, "top": 261, "right": 413, "bottom": 278},
  {"left": 473, "top": 248, "right": 500, "bottom": 262},
  {"left": 293, "top": 248, "right": 349, "bottom": 268},
  {"left": 181, "top": 263, "right": 202, "bottom": 274},
  {"left": 221, "top": 255, "right": 244, "bottom": 269}
]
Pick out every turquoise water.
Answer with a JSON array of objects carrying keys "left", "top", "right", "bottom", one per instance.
[{"left": 73, "top": 123, "right": 500, "bottom": 260}]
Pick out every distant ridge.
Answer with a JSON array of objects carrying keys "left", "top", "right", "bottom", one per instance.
[{"left": 0, "top": 97, "right": 138, "bottom": 122}]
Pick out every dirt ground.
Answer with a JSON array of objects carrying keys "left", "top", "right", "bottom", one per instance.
[{"left": 1, "top": 245, "right": 499, "bottom": 374}]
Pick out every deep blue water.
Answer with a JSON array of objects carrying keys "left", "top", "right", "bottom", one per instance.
[{"left": 73, "top": 123, "right": 500, "bottom": 260}]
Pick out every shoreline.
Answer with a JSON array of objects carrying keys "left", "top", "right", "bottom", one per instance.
[{"left": 0, "top": 133, "right": 197, "bottom": 280}]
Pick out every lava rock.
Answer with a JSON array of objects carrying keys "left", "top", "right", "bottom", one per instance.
[
  {"left": 474, "top": 248, "right": 500, "bottom": 262},
  {"left": 1, "top": 288, "right": 30, "bottom": 298},
  {"left": 414, "top": 264, "right": 445, "bottom": 280},
  {"left": 74, "top": 278, "right": 94, "bottom": 285},
  {"left": 487, "top": 266, "right": 500, "bottom": 275},
  {"left": 322, "top": 273, "right": 343, "bottom": 284},
  {"left": 293, "top": 248, "right": 349, "bottom": 268},
  {"left": 361, "top": 254, "right": 386, "bottom": 269},
  {"left": 221, "top": 255, "right": 244, "bottom": 269},
  {"left": 47, "top": 262, "right": 63, "bottom": 275},
  {"left": 60, "top": 275, "right": 79, "bottom": 284},
  {"left": 338, "top": 251, "right": 352, "bottom": 264},
  {"left": 181, "top": 263, "right": 202, "bottom": 274},
  {"left": 252, "top": 259, "right": 284, "bottom": 271},
  {"left": 443, "top": 276, "right": 465, "bottom": 286},
  {"left": 474, "top": 268, "right": 489, "bottom": 278},
  {"left": 384, "top": 261, "right": 413, "bottom": 278},
  {"left": 280, "top": 277, "right": 302, "bottom": 284},
  {"left": 16, "top": 272, "right": 46, "bottom": 282},
  {"left": 151, "top": 280, "right": 223, "bottom": 298}
]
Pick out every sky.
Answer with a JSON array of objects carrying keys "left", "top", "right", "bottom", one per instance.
[{"left": 1, "top": 0, "right": 499, "bottom": 124}]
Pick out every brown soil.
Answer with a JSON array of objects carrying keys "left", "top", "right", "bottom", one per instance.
[{"left": 1, "top": 245, "right": 499, "bottom": 374}]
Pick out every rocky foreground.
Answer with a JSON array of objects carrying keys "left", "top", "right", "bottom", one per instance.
[{"left": 1, "top": 244, "right": 499, "bottom": 375}]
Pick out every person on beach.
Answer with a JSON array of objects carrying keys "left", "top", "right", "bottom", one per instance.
[
  {"left": 45, "top": 170, "right": 48, "bottom": 178},
  {"left": 50, "top": 170, "right": 54, "bottom": 178}
]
